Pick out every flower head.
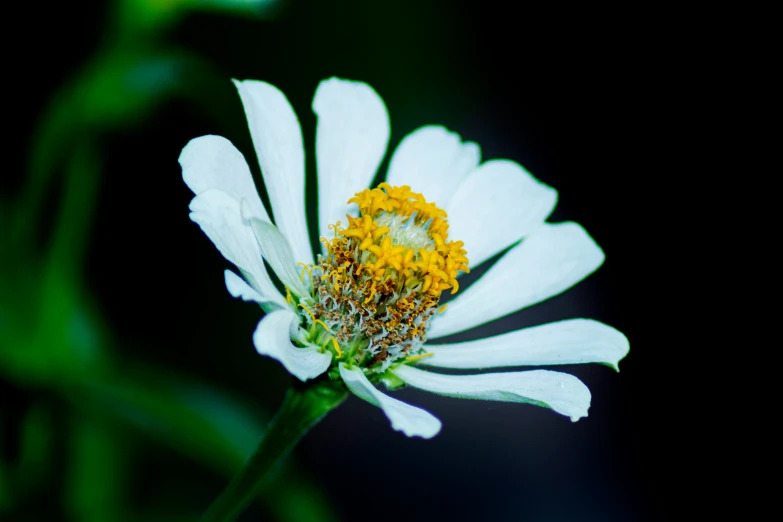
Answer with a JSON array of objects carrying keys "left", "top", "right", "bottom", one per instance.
[
  {"left": 311, "top": 182, "right": 468, "bottom": 375},
  {"left": 180, "top": 77, "right": 629, "bottom": 439}
]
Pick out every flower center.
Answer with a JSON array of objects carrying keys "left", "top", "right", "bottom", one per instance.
[{"left": 303, "top": 183, "right": 469, "bottom": 373}]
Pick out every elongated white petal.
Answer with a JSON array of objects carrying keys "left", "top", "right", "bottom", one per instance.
[
  {"left": 429, "top": 222, "right": 604, "bottom": 339},
  {"left": 244, "top": 210, "right": 311, "bottom": 301},
  {"left": 233, "top": 79, "right": 313, "bottom": 264},
  {"left": 253, "top": 309, "right": 332, "bottom": 381},
  {"left": 445, "top": 159, "right": 557, "bottom": 268},
  {"left": 384, "top": 125, "right": 480, "bottom": 207},
  {"left": 313, "top": 78, "right": 390, "bottom": 241},
  {"left": 393, "top": 366, "right": 590, "bottom": 422},
  {"left": 189, "top": 189, "right": 286, "bottom": 308},
  {"left": 179, "top": 135, "right": 270, "bottom": 221},
  {"left": 339, "top": 363, "right": 441, "bottom": 438},
  {"left": 423, "top": 319, "right": 629, "bottom": 371},
  {"left": 224, "top": 269, "right": 271, "bottom": 304}
]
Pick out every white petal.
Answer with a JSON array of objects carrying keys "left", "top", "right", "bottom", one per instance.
[
  {"left": 338, "top": 363, "right": 441, "bottom": 438},
  {"left": 233, "top": 79, "right": 314, "bottom": 264},
  {"left": 423, "top": 319, "right": 629, "bottom": 371},
  {"left": 244, "top": 210, "right": 311, "bottom": 301},
  {"left": 188, "top": 189, "right": 286, "bottom": 308},
  {"left": 384, "top": 125, "right": 480, "bottom": 208},
  {"left": 179, "top": 135, "right": 270, "bottom": 221},
  {"left": 429, "top": 222, "right": 604, "bottom": 339},
  {"left": 313, "top": 78, "right": 390, "bottom": 241},
  {"left": 393, "top": 366, "right": 590, "bottom": 422},
  {"left": 445, "top": 159, "right": 557, "bottom": 268},
  {"left": 224, "top": 269, "right": 269, "bottom": 304},
  {"left": 253, "top": 309, "right": 332, "bottom": 381}
]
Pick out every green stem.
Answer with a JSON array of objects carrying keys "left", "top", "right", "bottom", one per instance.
[{"left": 201, "top": 381, "right": 347, "bottom": 522}]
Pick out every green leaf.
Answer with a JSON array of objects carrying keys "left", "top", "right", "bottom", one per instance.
[
  {"left": 72, "top": 364, "right": 267, "bottom": 477},
  {"left": 69, "top": 366, "right": 344, "bottom": 522},
  {"left": 117, "top": 0, "right": 279, "bottom": 35},
  {"left": 0, "top": 267, "right": 107, "bottom": 386},
  {"left": 12, "top": 46, "right": 218, "bottom": 249}
]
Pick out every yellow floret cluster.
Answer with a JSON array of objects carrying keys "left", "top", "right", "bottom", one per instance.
[
  {"left": 339, "top": 182, "right": 469, "bottom": 296},
  {"left": 303, "top": 183, "right": 469, "bottom": 372}
]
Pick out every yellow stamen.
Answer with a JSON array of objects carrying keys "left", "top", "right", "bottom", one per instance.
[
  {"left": 330, "top": 337, "right": 343, "bottom": 358},
  {"left": 363, "top": 281, "right": 378, "bottom": 304},
  {"left": 437, "top": 303, "right": 448, "bottom": 313},
  {"left": 296, "top": 262, "right": 313, "bottom": 283},
  {"left": 328, "top": 221, "right": 342, "bottom": 238},
  {"left": 298, "top": 303, "right": 331, "bottom": 332},
  {"left": 405, "top": 352, "right": 434, "bottom": 362},
  {"left": 285, "top": 287, "right": 293, "bottom": 304}
]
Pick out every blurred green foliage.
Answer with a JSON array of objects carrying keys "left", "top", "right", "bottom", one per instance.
[{"left": 0, "top": 0, "right": 337, "bottom": 520}]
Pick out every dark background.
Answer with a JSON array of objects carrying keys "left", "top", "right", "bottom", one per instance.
[{"left": 3, "top": 1, "right": 699, "bottom": 520}]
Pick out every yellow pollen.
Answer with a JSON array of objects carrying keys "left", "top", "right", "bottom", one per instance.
[{"left": 405, "top": 352, "right": 434, "bottom": 362}]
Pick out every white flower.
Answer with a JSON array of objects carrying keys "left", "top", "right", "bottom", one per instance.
[{"left": 179, "top": 77, "right": 629, "bottom": 439}]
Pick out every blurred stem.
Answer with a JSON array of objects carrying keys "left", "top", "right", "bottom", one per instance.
[
  {"left": 65, "top": 414, "right": 129, "bottom": 522},
  {"left": 48, "top": 141, "right": 101, "bottom": 279},
  {"left": 12, "top": 96, "right": 83, "bottom": 251},
  {"left": 201, "top": 381, "right": 347, "bottom": 522}
]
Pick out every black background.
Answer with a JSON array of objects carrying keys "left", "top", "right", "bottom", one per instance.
[{"left": 4, "top": 1, "right": 703, "bottom": 520}]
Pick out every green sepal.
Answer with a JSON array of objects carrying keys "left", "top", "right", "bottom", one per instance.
[
  {"left": 326, "top": 366, "right": 342, "bottom": 380},
  {"left": 379, "top": 370, "right": 406, "bottom": 390}
]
